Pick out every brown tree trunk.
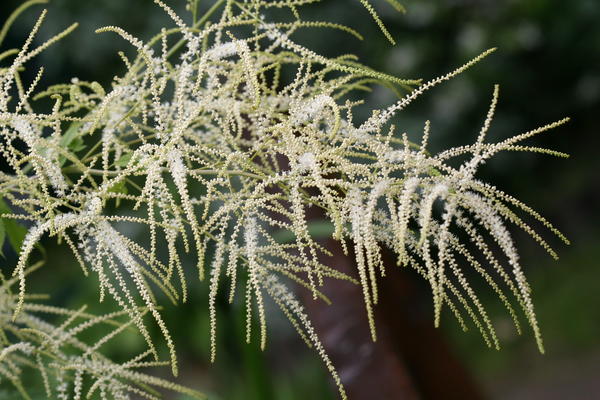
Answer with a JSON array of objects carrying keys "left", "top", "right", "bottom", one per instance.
[{"left": 301, "top": 237, "right": 485, "bottom": 400}]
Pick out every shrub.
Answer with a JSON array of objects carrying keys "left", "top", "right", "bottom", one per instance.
[{"left": 0, "top": 0, "right": 568, "bottom": 398}]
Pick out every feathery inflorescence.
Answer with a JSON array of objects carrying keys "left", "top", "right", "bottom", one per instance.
[{"left": 0, "top": 0, "right": 568, "bottom": 398}]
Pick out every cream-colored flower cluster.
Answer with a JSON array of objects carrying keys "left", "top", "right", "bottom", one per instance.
[{"left": 0, "top": 0, "right": 568, "bottom": 398}]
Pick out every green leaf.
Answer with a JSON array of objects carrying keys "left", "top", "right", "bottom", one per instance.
[
  {"left": 0, "top": 219, "right": 5, "bottom": 257},
  {"left": 57, "top": 121, "right": 86, "bottom": 165},
  {"left": 429, "top": 167, "right": 442, "bottom": 176},
  {"left": 0, "top": 198, "right": 27, "bottom": 254},
  {"left": 108, "top": 180, "right": 128, "bottom": 195},
  {"left": 60, "top": 121, "right": 82, "bottom": 148},
  {"left": 61, "top": 121, "right": 85, "bottom": 151},
  {"left": 115, "top": 152, "right": 133, "bottom": 167}
]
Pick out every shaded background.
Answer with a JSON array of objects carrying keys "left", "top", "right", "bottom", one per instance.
[{"left": 0, "top": 0, "right": 598, "bottom": 398}]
